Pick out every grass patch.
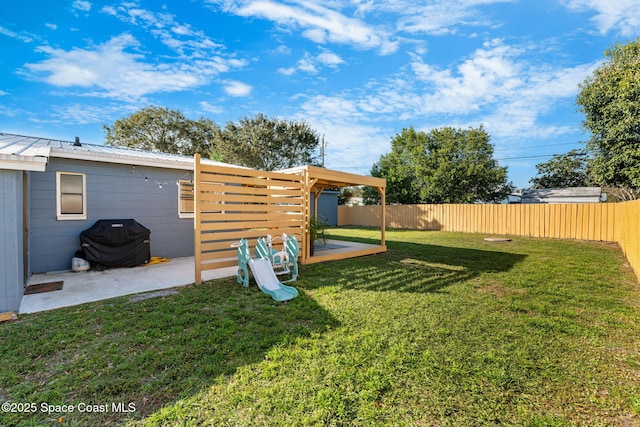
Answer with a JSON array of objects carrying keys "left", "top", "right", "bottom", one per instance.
[{"left": 1, "top": 229, "right": 639, "bottom": 426}]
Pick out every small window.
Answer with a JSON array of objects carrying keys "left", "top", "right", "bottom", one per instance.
[
  {"left": 178, "top": 180, "right": 194, "bottom": 218},
  {"left": 56, "top": 172, "right": 86, "bottom": 220}
]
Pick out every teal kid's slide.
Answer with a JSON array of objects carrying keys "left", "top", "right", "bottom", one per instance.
[
  {"left": 248, "top": 257, "right": 299, "bottom": 302},
  {"left": 234, "top": 238, "right": 298, "bottom": 302}
]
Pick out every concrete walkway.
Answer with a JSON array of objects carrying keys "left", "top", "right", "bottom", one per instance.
[{"left": 19, "top": 257, "right": 237, "bottom": 314}]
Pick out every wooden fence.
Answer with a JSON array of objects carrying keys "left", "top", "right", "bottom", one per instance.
[
  {"left": 615, "top": 199, "right": 640, "bottom": 281},
  {"left": 194, "top": 155, "right": 305, "bottom": 284},
  {"left": 338, "top": 201, "right": 640, "bottom": 280}
]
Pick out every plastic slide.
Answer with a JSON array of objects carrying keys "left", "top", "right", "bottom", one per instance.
[{"left": 248, "top": 258, "right": 299, "bottom": 302}]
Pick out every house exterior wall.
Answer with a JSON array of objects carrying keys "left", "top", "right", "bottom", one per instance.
[
  {"left": 311, "top": 190, "right": 339, "bottom": 226},
  {"left": 0, "top": 170, "right": 24, "bottom": 312},
  {"left": 29, "top": 158, "right": 195, "bottom": 273}
]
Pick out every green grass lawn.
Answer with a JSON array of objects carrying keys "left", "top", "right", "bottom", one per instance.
[{"left": 1, "top": 228, "right": 640, "bottom": 426}]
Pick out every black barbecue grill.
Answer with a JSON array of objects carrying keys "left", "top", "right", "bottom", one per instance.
[{"left": 80, "top": 219, "right": 150, "bottom": 269}]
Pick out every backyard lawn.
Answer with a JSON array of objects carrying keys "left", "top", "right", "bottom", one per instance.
[{"left": 1, "top": 228, "right": 639, "bottom": 426}]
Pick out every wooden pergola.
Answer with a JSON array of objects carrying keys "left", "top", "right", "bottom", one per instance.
[
  {"left": 193, "top": 155, "right": 386, "bottom": 284},
  {"left": 279, "top": 165, "right": 387, "bottom": 265}
]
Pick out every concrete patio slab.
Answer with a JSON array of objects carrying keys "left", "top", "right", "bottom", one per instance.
[
  {"left": 18, "top": 239, "right": 381, "bottom": 314},
  {"left": 19, "top": 257, "right": 237, "bottom": 314}
]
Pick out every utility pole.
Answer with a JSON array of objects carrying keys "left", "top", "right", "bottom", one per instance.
[{"left": 320, "top": 134, "right": 327, "bottom": 167}]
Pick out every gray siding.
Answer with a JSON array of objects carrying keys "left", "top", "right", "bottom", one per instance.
[
  {"left": 30, "top": 158, "right": 194, "bottom": 273},
  {"left": 312, "top": 190, "right": 339, "bottom": 226},
  {"left": 0, "top": 170, "right": 24, "bottom": 312}
]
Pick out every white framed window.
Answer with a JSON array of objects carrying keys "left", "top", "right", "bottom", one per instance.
[
  {"left": 56, "top": 172, "right": 87, "bottom": 220},
  {"left": 178, "top": 180, "right": 194, "bottom": 218}
]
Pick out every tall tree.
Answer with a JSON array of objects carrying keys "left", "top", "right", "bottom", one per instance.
[
  {"left": 576, "top": 37, "right": 640, "bottom": 195},
  {"left": 368, "top": 126, "right": 512, "bottom": 204},
  {"left": 529, "top": 149, "right": 593, "bottom": 188},
  {"left": 216, "top": 113, "right": 320, "bottom": 170},
  {"left": 103, "top": 106, "right": 219, "bottom": 157}
]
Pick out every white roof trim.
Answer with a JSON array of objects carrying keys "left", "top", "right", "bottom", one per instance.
[
  {"left": 0, "top": 154, "right": 48, "bottom": 172},
  {"left": 50, "top": 147, "right": 196, "bottom": 170},
  {"left": 0, "top": 133, "right": 243, "bottom": 172}
]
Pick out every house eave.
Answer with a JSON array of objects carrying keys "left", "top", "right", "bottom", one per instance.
[
  {"left": 50, "top": 147, "right": 195, "bottom": 170},
  {"left": 0, "top": 155, "right": 48, "bottom": 172}
]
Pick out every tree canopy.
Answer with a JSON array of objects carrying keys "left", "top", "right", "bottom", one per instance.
[
  {"left": 103, "top": 106, "right": 218, "bottom": 157},
  {"left": 216, "top": 113, "right": 320, "bottom": 171},
  {"left": 529, "top": 150, "right": 592, "bottom": 189},
  {"left": 576, "top": 37, "right": 640, "bottom": 190},
  {"left": 367, "top": 126, "right": 512, "bottom": 204},
  {"left": 104, "top": 108, "right": 320, "bottom": 171}
]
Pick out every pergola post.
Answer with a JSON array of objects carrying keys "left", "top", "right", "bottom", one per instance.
[{"left": 378, "top": 186, "right": 386, "bottom": 247}]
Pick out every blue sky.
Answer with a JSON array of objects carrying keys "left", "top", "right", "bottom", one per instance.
[{"left": 1, "top": 0, "right": 638, "bottom": 188}]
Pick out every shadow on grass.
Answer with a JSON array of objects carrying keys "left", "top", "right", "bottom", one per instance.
[
  {"left": 305, "top": 235, "right": 527, "bottom": 294},
  {"left": 0, "top": 277, "right": 339, "bottom": 426}
]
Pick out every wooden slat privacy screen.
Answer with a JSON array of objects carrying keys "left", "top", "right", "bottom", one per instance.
[{"left": 194, "top": 154, "right": 305, "bottom": 284}]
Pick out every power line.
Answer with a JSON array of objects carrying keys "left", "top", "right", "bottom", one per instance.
[
  {"left": 334, "top": 151, "right": 582, "bottom": 171},
  {"left": 493, "top": 141, "right": 585, "bottom": 153},
  {"left": 330, "top": 142, "right": 591, "bottom": 170},
  {"left": 496, "top": 154, "right": 574, "bottom": 161}
]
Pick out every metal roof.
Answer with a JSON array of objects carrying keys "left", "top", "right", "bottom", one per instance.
[
  {"left": 520, "top": 187, "right": 603, "bottom": 204},
  {"left": 0, "top": 132, "right": 240, "bottom": 172}
]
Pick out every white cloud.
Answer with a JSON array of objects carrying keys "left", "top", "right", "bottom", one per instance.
[
  {"left": 0, "top": 26, "right": 34, "bottom": 43},
  {"left": 317, "top": 51, "right": 345, "bottom": 67},
  {"left": 210, "top": 0, "right": 398, "bottom": 54},
  {"left": 291, "top": 38, "right": 599, "bottom": 174},
  {"left": 277, "top": 50, "right": 344, "bottom": 75},
  {"left": 302, "top": 94, "right": 362, "bottom": 119},
  {"left": 350, "top": 0, "right": 515, "bottom": 36},
  {"left": 399, "top": 39, "right": 599, "bottom": 138},
  {"left": 410, "top": 40, "right": 527, "bottom": 114},
  {"left": 0, "top": 105, "right": 26, "bottom": 118},
  {"left": 561, "top": 0, "right": 640, "bottom": 36},
  {"left": 277, "top": 66, "right": 296, "bottom": 76},
  {"left": 271, "top": 44, "right": 292, "bottom": 55},
  {"left": 52, "top": 104, "right": 111, "bottom": 124},
  {"left": 223, "top": 80, "right": 252, "bottom": 96},
  {"left": 29, "top": 103, "right": 137, "bottom": 126},
  {"left": 301, "top": 113, "right": 390, "bottom": 174},
  {"left": 199, "top": 101, "right": 225, "bottom": 114},
  {"left": 278, "top": 54, "right": 317, "bottom": 75},
  {"left": 45, "top": 23, "right": 58, "bottom": 30},
  {"left": 295, "top": 57, "right": 319, "bottom": 74},
  {"left": 73, "top": 0, "right": 92, "bottom": 12},
  {"left": 22, "top": 34, "right": 245, "bottom": 101},
  {"left": 102, "top": 3, "right": 228, "bottom": 60},
  {"left": 0, "top": 90, "right": 7, "bottom": 96},
  {"left": 292, "top": 94, "right": 390, "bottom": 174},
  {"left": 101, "top": 5, "right": 117, "bottom": 15}
]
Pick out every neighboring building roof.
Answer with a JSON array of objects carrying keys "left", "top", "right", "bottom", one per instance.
[
  {"left": 0, "top": 132, "right": 238, "bottom": 172},
  {"left": 520, "top": 187, "right": 603, "bottom": 204}
]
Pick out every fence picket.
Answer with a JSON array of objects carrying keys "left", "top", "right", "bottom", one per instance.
[{"left": 339, "top": 201, "right": 640, "bottom": 281}]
